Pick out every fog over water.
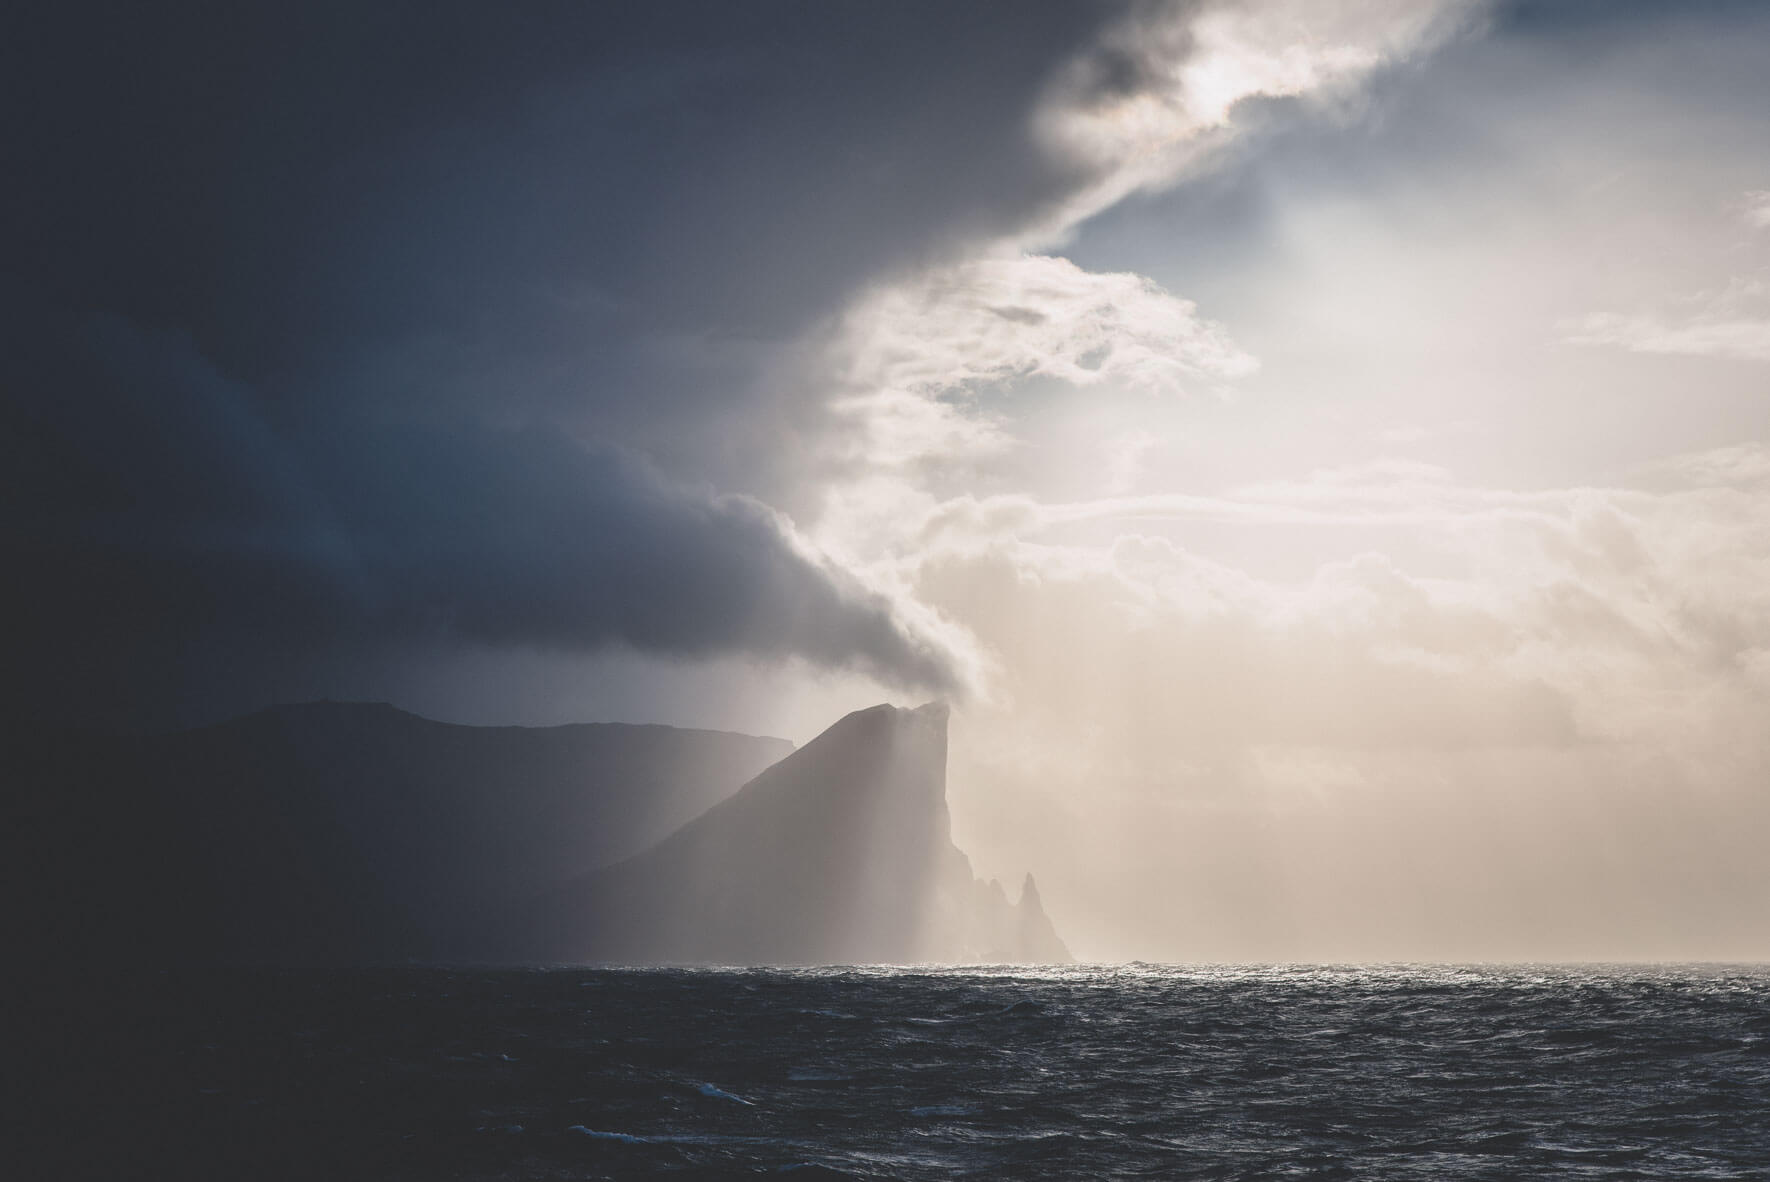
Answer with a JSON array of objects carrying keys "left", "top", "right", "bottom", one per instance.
[{"left": 9, "top": 1, "right": 1770, "bottom": 961}]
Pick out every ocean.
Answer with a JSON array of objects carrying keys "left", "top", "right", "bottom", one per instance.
[{"left": 25, "top": 964, "right": 1770, "bottom": 1179}]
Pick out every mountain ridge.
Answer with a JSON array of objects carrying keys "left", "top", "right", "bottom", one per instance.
[
  {"left": 12, "top": 699, "right": 1069, "bottom": 967},
  {"left": 10, "top": 701, "right": 793, "bottom": 965},
  {"left": 513, "top": 701, "right": 1072, "bottom": 965},
  {"left": 225, "top": 699, "right": 795, "bottom": 746}
]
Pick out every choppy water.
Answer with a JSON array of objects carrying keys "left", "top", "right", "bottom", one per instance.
[{"left": 27, "top": 965, "right": 1770, "bottom": 1179}]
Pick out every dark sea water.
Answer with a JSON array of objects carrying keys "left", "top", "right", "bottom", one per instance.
[{"left": 26, "top": 965, "right": 1770, "bottom": 1180}]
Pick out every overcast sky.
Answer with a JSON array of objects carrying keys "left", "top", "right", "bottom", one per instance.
[{"left": 9, "top": 0, "right": 1770, "bottom": 959}]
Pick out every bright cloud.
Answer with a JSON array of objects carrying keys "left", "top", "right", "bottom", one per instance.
[
  {"left": 841, "top": 252, "right": 1255, "bottom": 401},
  {"left": 820, "top": 0, "right": 1478, "bottom": 480},
  {"left": 1032, "top": 0, "right": 1486, "bottom": 239}
]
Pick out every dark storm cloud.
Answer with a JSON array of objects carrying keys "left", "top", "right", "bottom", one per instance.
[
  {"left": 6, "top": 0, "right": 1105, "bottom": 378},
  {"left": 3, "top": 0, "right": 1115, "bottom": 726},
  {"left": 6, "top": 321, "right": 957, "bottom": 726}
]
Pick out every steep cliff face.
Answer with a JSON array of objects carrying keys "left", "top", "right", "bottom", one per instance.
[
  {"left": 521, "top": 703, "right": 1071, "bottom": 965},
  {"left": 13, "top": 699, "right": 1068, "bottom": 967}
]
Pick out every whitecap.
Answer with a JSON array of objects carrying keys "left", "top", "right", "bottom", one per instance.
[
  {"left": 697, "top": 1082, "right": 756, "bottom": 1105},
  {"left": 567, "top": 1125, "right": 647, "bottom": 1143}
]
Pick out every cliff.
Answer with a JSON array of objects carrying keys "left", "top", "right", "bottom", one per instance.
[
  {"left": 515, "top": 702, "right": 1072, "bottom": 965},
  {"left": 10, "top": 700, "right": 1069, "bottom": 967}
]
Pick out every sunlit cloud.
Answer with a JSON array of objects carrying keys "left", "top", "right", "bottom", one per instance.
[
  {"left": 826, "top": 386, "right": 1015, "bottom": 470},
  {"left": 841, "top": 252, "right": 1255, "bottom": 401},
  {"left": 1030, "top": 0, "right": 1486, "bottom": 241},
  {"left": 819, "top": 0, "right": 1478, "bottom": 492}
]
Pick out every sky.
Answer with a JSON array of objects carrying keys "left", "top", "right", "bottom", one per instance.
[{"left": 8, "top": 0, "right": 1770, "bottom": 960}]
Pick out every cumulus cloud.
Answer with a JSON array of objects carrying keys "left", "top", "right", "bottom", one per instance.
[
  {"left": 825, "top": 387, "right": 1016, "bottom": 471},
  {"left": 842, "top": 252, "right": 1254, "bottom": 400},
  {"left": 825, "top": 252, "right": 1253, "bottom": 471},
  {"left": 847, "top": 252, "right": 1256, "bottom": 397}
]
